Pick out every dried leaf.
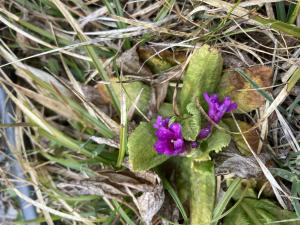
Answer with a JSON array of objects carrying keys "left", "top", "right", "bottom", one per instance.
[
  {"left": 218, "top": 66, "right": 273, "bottom": 112},
  {"left": 57, "top": 179, "right": 127, "bottom": 199},
  {"left": 158, "top": 194, "right": 180, "bottom": 225},
  {"left": 99, "top": 171, "right": 156, "bottom": 192},
  {"left": 135, "top": 180, "right": 164, "bottom": 225},
  {"left": 215, "top": 152, "right": 262, "bottom": 178},
  {"left": 224, "top": 119, "right": 259, "bottom": 155},
  {"left": 82, "top": 84, "right": 111, "bottom": 105},
  {"left": 138, "top": 47, "right": 185, "bottom": 74},
  {"left": 96, "top": 78, "right": 151, "bottom": 113},
  {"left": 57, "top": 168, "right": 165, "bottom": 225},
  {"left": 155, "top": 81, "right": 169, "bottom": 109},
  {"left": 116, "top": 47, "right": 152, "bottom": 76}
]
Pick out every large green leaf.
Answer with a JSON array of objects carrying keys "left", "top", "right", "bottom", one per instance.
[
  {"left": 180, "top": 44, "right": 223, "bottom": 113},
  {"left": 188, "top": 126, "right": 231, "bottom": 161},
  {"left": 181, "top": 102, "right": 201, "bottom": 141},
  {"left": 128, "top": 122, "right": 168, "bottom": 171},
  {"left": 173, "top": 158, "right": 216, "bottom": 225},
  {"left": 190, "top": 161, "right": 215, "bottom": 225},
  {"left": 223, "top": 198, "right": 300, "bottom": 225}
]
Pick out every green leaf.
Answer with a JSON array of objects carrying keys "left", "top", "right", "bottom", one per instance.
[
  {"left": 287, "top": 1, "right": 300, "bottom": 24},
  {"left": 190, "top": 161, "right": 216, "bottom": 225},
  {"left": 181, "top": 102, "right": 201, "bottom": 141},
  {"left": 271, "top": 168, "right": 300, "bottom": 217},
  {"left": 223, "top": 198, "right": 300, "bottom": 225},
  {"left": 171, "top": 157, "right": 192, "bottom": 204},
  {"left": 155, "top": 0, "right": 176, "bottom": 22},
  {"left": 128, "top": 122, "right": 168, "bottom": 171},
  {"left": 188, "top": 126, "right": 231, "bottom": 161},
  {"left": 253, "top": 15, "right": 300, "bottom": 39},
  {"left": 212, "top": 178, "right": 242, "bottom": 225},
  {"left": 173, "top": 158, "right": 216, "bottom": 225},
  {"left": 275, "top": 2, "right": 287, "bottom": 22},
  {"left": 180, "top": 44, "right": 223, "bottom": 112},
  {"left": 158, "top": 103, "right": 174, "bottom": 117}
]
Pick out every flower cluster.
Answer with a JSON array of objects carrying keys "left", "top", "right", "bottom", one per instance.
[
  {"left": 203, "top": 92, "right": 237, "bottom": 123},
  {"left": 153, "top": 93, "right": 237, "bottom": 155},
  {"left": 198, "top": 92, "right": 237, "bottom": 139},
  {"left": 153, "top": 116, "right": 185, "bottom": 155}
]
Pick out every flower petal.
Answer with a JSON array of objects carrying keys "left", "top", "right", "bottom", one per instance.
[
  {"left": 226, "top": 102, "right": 238, "bottom": 112},
  {"left": 154, "top": 140, "right": 170, "bottom": 154},
  {"left": 153, "top": 116, "right": 170, "bottom": 129},
  {"left": 169, "top": 123, "right": 182, "bottom": 139},
  {"left": 173, "top": 139, "right": 184, "bottom": 153},
  {"left": 204, "top": 94, "right": 237, "bottom": 123},
  {"left": 203, "top": 92, "right": 211, "bottom": 104},
  {"left": 155, "top": 127, "right": 174, "bottom": 140},
  {"left": 153, "top": 116, "right": 163, "bottom": 129}
]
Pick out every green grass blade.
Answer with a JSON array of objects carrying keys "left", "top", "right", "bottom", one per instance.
[
  {"left": 212, "top": 178, "right": 242, "bottom": 225},
  {"left": 111, "top": 200, "right": 136, "bottom": 225},
  {"left": 155, "top": 0, "right": 176, "bottom": 22},
  {"left": 40, "top": 151, "right": 96, "bottom": 176},
  {"left": 252, "top": 15, "right": 300, "bottom": 39},
  {"left": 66, "top": 99, "right": 115, "bottom": 138},
  {"left": 51, "top": 0, "right": 120, "bottom": 113},
  {"left": 287, "top": 1, "right": 300, "bottom": 24},
  {"left": 291, "top": 181, "right": 300, "bottom": 217},
  {"left": 161, "top": 176, "right": 189, "bottom": 224},
  {"left": 275, "top": 2, "right": 287, "bottom": 22},
  {"left": 116, "top": 89, "right": 127, "bottom": 167},
  {"left": 213, "top": 182, "right": 249, "bottom": 222},
  {"left": 103, "top": 0, "right": 131, "bottom": 49},
  {"left": 287, "top": 93, "right": 300, "bottom": 118},
  {"left": 17, "top": 19, "right": 70, "bottom": 45}
]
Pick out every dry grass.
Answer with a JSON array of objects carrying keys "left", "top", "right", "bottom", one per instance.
[{"left": 0, "top": 0, "right": 300, "bottom": 224}]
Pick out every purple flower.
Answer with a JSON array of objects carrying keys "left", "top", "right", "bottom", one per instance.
[
  {"left": 153, "top": 116, "right": 185, "bottom": 155},
  {"left": 191, "top": 141, "right": 198, "bottom": 148},
  {"left": 197, "top": 93, "right": 237, "bottom": 140},
  {"left": 203, "top": 92, "right": 237, "bottom": 123},
  {"left": 198, "top": 124, "right": 211, "bottom": 139}
]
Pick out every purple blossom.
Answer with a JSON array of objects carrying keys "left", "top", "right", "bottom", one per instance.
[
  {"left": 153, "top": 116, "right": 185, "bottom": 155},
  {"left": 191, "top": 141, "right": 198, "bottom": 148},
  {"left": 197, "top": 93, "right": 237, "bottom": 140},
  {"left": 152, "top": 94, "right": 237, "bottom": 154},
  {"left": 198, "top": 124, "right": 211, "bottom": 139},
  {"left": 203, "top": 92, "right": 237, "bottom": 123}
]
